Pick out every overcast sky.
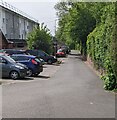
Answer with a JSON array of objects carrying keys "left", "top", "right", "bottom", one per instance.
[{"left": 3, "top": 0, "right": 60, "bottom": 35}]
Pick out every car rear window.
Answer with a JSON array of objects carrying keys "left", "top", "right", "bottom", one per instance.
[
  {"left": 34, "top": 58, "right": 41, "bottom": 63},
  {"left": 26, "top": 50, "right": 38, "bottom": 56},
  {"left": 11, "top": 56, "right": 30, "bottom": 61}
]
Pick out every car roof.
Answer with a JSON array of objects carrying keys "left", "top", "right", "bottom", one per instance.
[
  {"left": 2, "top": 49, "right": 24, "bottom": 51},
  {"left": 0, "top": 54, "right": 4, "bottom": 56},
  {"left": 11, "top": 54, "right": 36, "bottom": 58},
  {"left": 0, "top": 53, "right": 9, "bottom": 56},
  {"left": 26, "top": 49, "right": 45, "bottom": 52},
  {"left": 0, "top": 54, "right": 10, "bottom": 59}
]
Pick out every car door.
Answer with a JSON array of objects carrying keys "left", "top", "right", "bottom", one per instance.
[
  {"left": 0, "top": 57, "right": 2, "bottom": 77},
  {"left": 0, "top": 57, "right": 9, "bottom": 77}
]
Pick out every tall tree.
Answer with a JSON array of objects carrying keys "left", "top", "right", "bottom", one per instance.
[{"left": 55, "top": 2, "right": 96, "bottom": 58}]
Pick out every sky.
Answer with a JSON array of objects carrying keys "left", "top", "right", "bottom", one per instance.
[{"left": 3, "top": 0, "right": 60, "bottom": 35}]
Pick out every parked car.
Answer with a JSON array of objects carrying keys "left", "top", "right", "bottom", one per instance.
[
  {"left": 0, "top": 54, "right": 28, "bottom": 79},
  {"left": 25, "top": 50, "right": 57, "bottom": 64},
  {"left": 0, "top": 52, "right": 9, "bottom": 56},
  {"left": 61, "top": 46, "right": 71, "bottom": 54},
  {"left": 10, "top": 54, "right": 43, "bottom": 76},
  {"left": 56, "top": 49, "right": 66, "bottom": 57},
  {"left": 0, "top": 49, "right": 45, "bottom": 65},
  {"left": 1, "top": 49, "right": 26, "bottom": 55}
]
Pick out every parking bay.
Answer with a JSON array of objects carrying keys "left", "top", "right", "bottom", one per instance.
[{"left": 0, "top": 58, "right": 67, "bottom": 85}]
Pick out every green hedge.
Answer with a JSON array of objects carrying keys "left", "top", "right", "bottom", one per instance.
[{"left": 87, "top": 3, "right": 117, "bottom": 90}]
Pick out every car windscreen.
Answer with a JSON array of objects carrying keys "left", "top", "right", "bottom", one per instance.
[
  {"left": 38, "top": 51, "right": 49, "bottom": 56},
  {"left": 57, "top": 49, "right": 63, "bottom": 52},
  {"left": 26, "top": 50, "right": 38, "bottom": 56},
  {"left": 3, "top": 55, "right": 16, "bottom": 63}
]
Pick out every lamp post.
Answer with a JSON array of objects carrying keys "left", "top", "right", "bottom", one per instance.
[
  {"left": 54, "top": 19, "right": 59, "bottom": 55},
  {"left": 52, "top": 36, "right": 57, "bottom": 57},
  {"left": 54, "top": 18, "right": 59, "bottom": 35},
  {"left": 52, "top": 19, "right": 58, "bottom": 56}
]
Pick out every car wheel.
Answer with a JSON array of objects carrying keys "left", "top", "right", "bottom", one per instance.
[
  {"left": 27, "top": 69, "right": 33, "bottom": 76},
  {"left": 33, "top": 73, "right": 39, "bottom": 77},
  {"left": 47, "top": 59, "right": 52, "bottom": 64},
  {"left": 10, "top": 71, "right": 19, "bottom": 80}
]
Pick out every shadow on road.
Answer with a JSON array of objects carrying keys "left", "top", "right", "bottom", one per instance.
[
  {"left": 69, "top": 53, "right": 83, "bottom": 59},
  {"left": 35, "top": 75, "right": 50, "bottom": 79},
  {"left": 53, "top": 63, "right": 61, "bottom": 66},
  {"left": 18, "top": 77, "right": 34, "bottom": 81},
  {"left": 2, "top": 77, "right": 34, "bottom": 81},
  {"left": 43, "top": 66, "right": 48, "bottom": 68},
  {"left": 69, "top": 53, "right": 81, "bottom": 56}
]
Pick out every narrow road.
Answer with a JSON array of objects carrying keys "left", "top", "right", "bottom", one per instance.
[{"left": 2, "top": 51, "right": 115, "bottom": 118}]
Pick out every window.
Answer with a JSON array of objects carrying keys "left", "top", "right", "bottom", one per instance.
[
  {"left": 5, "top": 34, "right": 7, "bottom": 37},
  {"left": 22, "top": 34, "right": 23, "bottom": 39},
  {"left": 16, "top": 56, "right": 29, "bottom": 61},
  {"left": 38, "top": 51, "right": 46, "bottom": 57},
  {"left": 3, "top": 18, "right": 5, "bottom": 23},
  {"left": 19, "top": 35, "right": 21, "bottom": 38},
  {"left": 0, "top": 57, "right": 6, "bottom": 64},
  {"left": 6, "top": 18, "right": 8, "bottom": 22},
  {"left": 10, "top": 56, "right": 18, "bottom": 61},
  {"left": 38, "top": 51, "right": 48, "bottom": 56},
  {"left": 27, "top": 50, "right": 38, "bottom": 56}
]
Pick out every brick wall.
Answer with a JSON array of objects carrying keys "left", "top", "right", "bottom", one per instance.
[{"left": 0, "top": 29, "right": 13, "bottom": 49}]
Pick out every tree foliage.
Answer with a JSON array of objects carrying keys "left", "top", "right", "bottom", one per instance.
[
  {"left": 26, "top": 23, "right": 52, "bottom": 54},
  {"left": 55, "top": 2, "right": 96, "bottom": 57},
  {"left": 55, "top": 1, "right": 117, "bottom": 90}
]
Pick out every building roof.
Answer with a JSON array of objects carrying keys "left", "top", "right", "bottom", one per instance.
[{"left": 0, "top": 0, "right": 38, "bottom": 23}]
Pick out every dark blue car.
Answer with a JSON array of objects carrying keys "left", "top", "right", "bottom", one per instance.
[
  {"left": 10, "top": 54, "right": 43, "bottom": 76},
  {"left": 25, "top": 50, "right": 57, "bottom": 64}
]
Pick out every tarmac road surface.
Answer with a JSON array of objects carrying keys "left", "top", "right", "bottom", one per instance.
[{"left": 2, "top": 50, "right": 115, "bottom": 118}]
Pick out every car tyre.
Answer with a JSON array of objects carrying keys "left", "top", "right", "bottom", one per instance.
[
  {"left": 27, "top": 69, "right": 33, "bottom": 76},
  {"left": 33, "top": 73, "right": 39, "bottom": 77},
  {"left": 10, "top": 71, "right": 19, "bottom": 80},
  {"left": 47, "top": 59, "right": 52, "bottom": 64}
]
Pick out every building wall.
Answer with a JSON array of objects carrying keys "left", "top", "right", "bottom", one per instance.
[
  {"left": 0, "top": 6, "right": 6, "bottom": 36},
  {"left": 0, "top": 5, "right": 38, "bottom": 41},
  {"left": 24, "top": 20, "right": 28, "bottom": 39},
  {"left": 0, "top": 6, "right": 2, "bottom": 30},
  {"left": 19, "top": 17, "right": 25, "bottom": 39},
  {"left": 0, "top": 29, "right": 13, "bottom": 49},
  {"left": 12, "top": 13, "right": 20, "bottom": 39},
  {"left": 5, "top": 9, "right": 14, "bottom": 39},
  {"left": 0, "top": 28, "right": 2, "bottom": 49},
  {"left": 28, "top": 20, "right": 34, "bottom": 33}
]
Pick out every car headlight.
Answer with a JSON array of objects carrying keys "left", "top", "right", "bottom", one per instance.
[
  {"left": 54, "top": 56, "right": 56, "bottom": 59},
  {"left": 15, "top": 65, "right": 24, "bottom": 69}
]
